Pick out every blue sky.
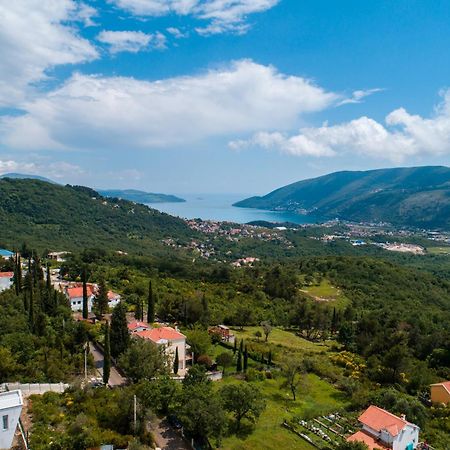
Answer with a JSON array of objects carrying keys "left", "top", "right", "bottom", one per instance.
[{"left": 1, "top": 0, "right": 450, "bottom": 194}]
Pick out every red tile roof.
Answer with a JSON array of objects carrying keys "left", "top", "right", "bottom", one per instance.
[
  {"left": 127, "top": 321, "right": 149, "bottom": 331},
  {"left": 107, "top": 290, "right": 120, "bottom": 300},
  {"left": 66, "top": 286, "right": 94, "bottom": 299},
  {"left": 431, "top": 380, "right": 450, "bottom": 393},
  {"left": 358, "top": 405, "right": 407, "bottom": 437},
  {"left": 347, "top": 431, "right": 389, "bottom": 449},
  {"left": 135, "top": 327, "right": 185, "bottom": 342},
  {"left": 0, "top": 272, "right": 14, "bottom": 278}
]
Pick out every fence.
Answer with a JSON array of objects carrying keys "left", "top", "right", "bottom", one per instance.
[{"left": 1, "top": 382, "right": 70, "bottom": 396}]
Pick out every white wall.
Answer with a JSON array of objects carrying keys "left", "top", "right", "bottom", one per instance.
[
  {"left": 70, "top": 295, "right": 93, "bottom": 312},
  {"left": 0, "top": 278, "right": 12, "bottom": 293},
  {"left": 0, "top": 399, "right": 22, "bottom": 449},
  {"left": 393, "top": 424, "right": 419, "bottom": 450}
]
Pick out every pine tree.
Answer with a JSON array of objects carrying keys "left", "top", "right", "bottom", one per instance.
[
  {"left": 82, "top": 268, "right": 89, "bottom": 320},
  {"left": 110, "top": 303, "right": 130, "bottom": 358},
  {"left": 236, "top": 351, "right": 242, "bottom": 372},
  {"left": 243, "top": 345, "right": 248, "bottom": 372},
  {"left": 103, "top": 323, "right": 111, "bottom": 385},
  {"left": 147, "top": 280, "right": 155, "bottom": 323},
  {"left": 173, "top": 347, "right": 179, "bottom": 375}
]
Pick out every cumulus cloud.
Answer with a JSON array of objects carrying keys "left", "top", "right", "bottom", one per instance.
[
  {"left": 0, "top": 0, "right": 98, "bottom": 108},
  {"left": 110, "top": 0, "right": 280, "bottom": 34},
  {"left": 97, "top": 30, "right": 167, "bottom": 53},
  {"left": 232, "top": 90, "right": 450, "bottom": 162},
  {"left": 0, "top": 60, "right": 339, "bottom": 151}
]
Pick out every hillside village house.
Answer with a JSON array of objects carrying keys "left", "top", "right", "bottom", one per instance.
[
  {"left": 127, "top": 321, "right": 150, "bottom": 333},
  {"left": 0, "top": 390, "right": 23, "bottom": 450},
  {"left": 0, "top": 272, "right": 14, "bottom": 292},
  {"left": 430, "top": 380, "right": 450, "bottom": 405},
  {"left": 347, "top": 405, "right": 419, "bottom": 450},
  {"left": 208, "top": 324, "right": 235, "bottom": 343},
  {"left": 65, "top": 284, "right": 121, "bottom": 313},
  {"left": 135, "top": 326, "right": 189, "bottom": 376}
]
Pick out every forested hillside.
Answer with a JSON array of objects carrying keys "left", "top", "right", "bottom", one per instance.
[
  {"left": 0, "top": 179, "right": 195, "bottom": 254},
  {"left": 235, "top": 166, "right": 450, "bottom": 229}
]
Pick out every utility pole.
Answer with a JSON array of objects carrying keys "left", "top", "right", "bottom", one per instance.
[{"left": 133, "top": 394, "right": 137, "bottom": 434}]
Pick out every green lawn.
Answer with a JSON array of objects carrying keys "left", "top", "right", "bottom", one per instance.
[
  {"left": 231, "top": 327, "right": 331, "bottom": 354},
  {"left": 427, "top": 246, "right": 450, "bottom": 255},
  {"left": 218, "top": 373, "right": 348, "bottom": 450},
  {"left": 302, "top": 279, "right": 350, "bottom": 309}
]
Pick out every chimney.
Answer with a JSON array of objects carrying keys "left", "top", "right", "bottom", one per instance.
[{"left": 400, "top": 414, "right": 406, "bottom": 421}]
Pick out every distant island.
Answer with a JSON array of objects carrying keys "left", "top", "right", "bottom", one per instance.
[
  {"left": 234, "top": 166, "right": 450, "bottom": 229},
  {"left": 99, "top": 189, "right": 185, "bottom": 204}
]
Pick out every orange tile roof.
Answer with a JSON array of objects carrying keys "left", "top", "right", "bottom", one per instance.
[
  {"left": 136, "top": 326, "right": 185, "bottom": 342},
  {"left": 0, "top": 272, "right": 14, "bottom": 278},
  {"left": 107, "top": 290, "right": 120, "bottom": 300},
  {"left": 347, "top": 431, "right": 389, "bottom": 449},
  {"left": 358, "top": 405, "right": 407, "bottom": 437},
  {"left": 127, "top": 321, "right": 149, "bottom": 331},
  {"left": 67, "top": 286, "right": 94, "bottom": 299},
  {"left": 431, "top": 381, "right": 450, "bottom": 393}
]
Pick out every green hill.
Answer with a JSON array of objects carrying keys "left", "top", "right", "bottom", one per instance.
[
  {"left": 0, "top": 178, "right": 194, "bottom": 254},
  {"left": 98, "top": 189, "right": 185, "bottom": 204},
  {"left": 234, "top": 166, "right": 450, "bottom": 229}
]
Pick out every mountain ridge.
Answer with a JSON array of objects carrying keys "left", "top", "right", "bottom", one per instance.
[
  {"left": 234, "top": 166, "right": 450, "bottom": 229},
  {"left": 98, "top": 189, "right": 185, "bottom": 204}
]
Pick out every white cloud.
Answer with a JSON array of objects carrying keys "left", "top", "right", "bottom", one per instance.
[
  {"left": 0, "top": 159, "right": 83, "bottom": 179},
  {"left": 338, "top": 88, "right": 384, "bottom": 106},
  {"left": 110, "top": 0, "right": 280, "bottom": 34},
  {"left": 0, "top": 60, "right": 339, "bottom": 151},
  {"left": 97, "top": 30, "right": 167, "bottom": 53},
  {"left": 234, "top": 90, "right": 450, "bottom": 161},
  {"left": 166, "top": 27, "right": 188, "bottom": 38},
  {"left": 0, "top": 1, "right": 98, "bottom": 108}
]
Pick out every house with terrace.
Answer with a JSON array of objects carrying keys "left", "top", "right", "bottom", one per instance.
[
  {"left": 135, "top": 326, "right": 189, "bottom": 376},
  {"left": 347, "top": 405, "right": 419, "bottom": 450}
]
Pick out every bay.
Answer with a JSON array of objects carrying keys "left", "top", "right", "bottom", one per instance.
[{"left": 149, "top": 193, "right": 321, "bottom": 225}]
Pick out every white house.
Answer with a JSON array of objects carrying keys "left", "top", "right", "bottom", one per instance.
[
  {"left": 0, "top": 272, "right": 13, "bottom": 292},
  {"left": 347, "top": 405, "right": 420, "bottom": 450},
  {"left": 135, "top": 327, "right": 188, "bottom": 376},
  {"left": 66, "top": 285, "right": 95, "bottom": 312},
  {"left": 0, "top": 390, "right": 23, "bottom": 450},
  {"left": 65, "top": 285, "right": 121, "bottom": 313}
]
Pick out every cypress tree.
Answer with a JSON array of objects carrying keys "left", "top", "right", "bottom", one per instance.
[
  {"left": 46, "top": 264, "right": 51, "bottom": 291},
  {"left": 233, "top": 338, "right": 237, "bottom": 354},
  {"left": 134, "top": 299, "right": 142, "bottom": 321},
  {"left": 236, "top": 351, "right": 242, "bottom": 372},
  {"left": 110, "top": 303, "right": 130, "bottom": 358},
  {"left": 103, "top": 323, "right": 111, "bottom": 385},
  {"left": 17, "top": 255, "right": 22, "bottom": 293},
  {"left": 331, "top": 307, "right": 337, "bottom": 333},
  {"left": 239, "top": 339, "right": 244, "bottom": 354},
  {"left": 201, "top": 293, "right": 210, "bottom": 327},
  {"left": 82, "top": 268, "right": 89, "bottom": 320},
  {"left": 147, "top": 280, "right": 155, "bottom": 323},
  {"left": 94, "top": 278, "right": 108, "bottom": 318},
  {"left": 173, "top": 347, "right": 179, "bottom": 375},
  {"left": 268, "top": 350, "right": 272, "bottom": 366},
  {"left": 28, "top": 286, "right": 34, "bottom": 331},
  {"left": 243, "top": 345, "right": 248, "bottom": 372}
]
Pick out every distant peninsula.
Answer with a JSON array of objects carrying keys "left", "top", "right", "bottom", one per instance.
[
  {"left": 234, "top": 166, "right": 450, "bottom": 229},
  {"left": 99, "top": 189, "right": 185, "bottom": 204}
]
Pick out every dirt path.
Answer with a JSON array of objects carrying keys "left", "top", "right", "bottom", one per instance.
[{"left": 149, "top": 417, "right": 191, "bottom": 450}]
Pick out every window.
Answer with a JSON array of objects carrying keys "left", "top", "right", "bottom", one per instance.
[{"left": 2, "top": 415, "right": 8, "bottom": 430}]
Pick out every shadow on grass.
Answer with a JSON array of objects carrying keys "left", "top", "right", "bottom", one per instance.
[{"left": 225, "top": 419, "right": 256, "bottom": 440}]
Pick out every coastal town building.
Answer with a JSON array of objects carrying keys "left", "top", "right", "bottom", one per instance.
[
  {"left": 347, "top": 405, "right": 419, "bottom": 450},
  {"left": 64, "top": 284, "right": 121, "bottom": 313},
  {"left": 0, "top": 390, "right": 23, "bottom": 450},
  {"left": 430, "top": 380, "right": 450, "bottom": 405}
]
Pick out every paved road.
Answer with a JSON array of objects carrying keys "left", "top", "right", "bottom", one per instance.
[
  {"left": 89, "top": 342, "right": 127, "bottom": 387},
  {"left": 150, "top": 417, "right": 191, "bottom": 450}
]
